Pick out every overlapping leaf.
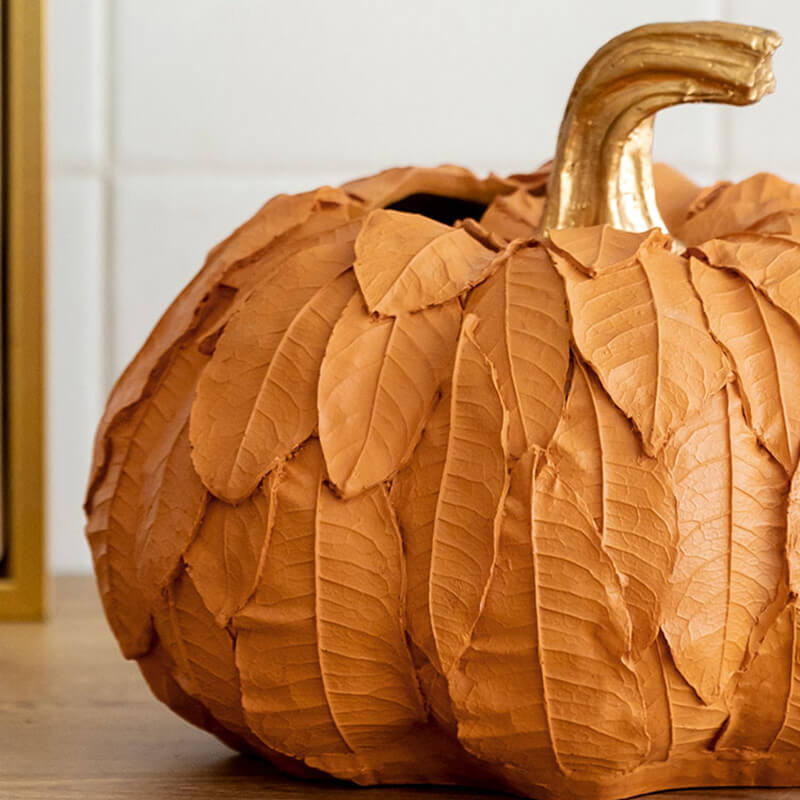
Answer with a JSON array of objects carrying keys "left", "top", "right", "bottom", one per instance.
[
  {"left": 690, "top": 256, "right": 800, "bottom": 473},
  {"left": 447, "top": 451, "right": 555, "bottom": 772},
  {"left": 389, "top": 389, "right": 451, "bottom": 668},
  {"left": 467, "top": 243, "right": 569, "bottom": 458},
  {"left": 657, "top": 636, "right": 728, "bottom": 755},
  {"left": 633, "top": 641, "right": 672, "bottom": 762},
  {"left": 319, "top": 296, "right": 461, "bottom": 498},
  {"left": 790, "top": 467, "right": 800, "bottom": 592},
  {"left": 548, "top": 358, "right": 678, "bottom": 657},
  {"left": 184, "top": 474, "right": 276, "bottom": 626},
  {"left": 89, "top": 188, "right": 363, "bottom": 494},
  {"left": 551, "top": 235, "right": 728, "bottom": 455},
  {"left": 234, "top": 440, "right": 424, "bottom": 759},
  {"left": 86, "top": 337, "right": 214, "bottom": 658},
  {"left": 532, "top": 462, "right": 648, "bottom": 774},
  {"left": 353, "top": 209, "right": 498, "bottom": 315},
  {"left": 479, "top": 189, "right": 544, "bottom": 241},
  {"left": 697, "top": 234, "right": 800, "bottom": 327},
  {"left": 679, "top": 172, "right": 800, "bottom": 246},
  {"left": 773, "top": 605, "right": 800, "bottom": 752},
  {"left": 662, "top": 383, "right": 788, "bottom": 704},
  {"left": 152, "top": 570, "right": 249, "bottom": 737},
  {"left": 135, "top": 419, "right": 208, "bottom": 601},
  {"left": 548, "top": 225, "right": 664, "bottom": 277},
  {"left": 190, "top": 240, "right": 359, "bottom": 503},
  {"left": 429, "top": 318, "right": 509, "bottom": 674},
  {"left": 716, "top": 601, "right": 795, "bottom": 751},
  {"left": 341, "top": 165, "right": 523, "bottom": 210}
]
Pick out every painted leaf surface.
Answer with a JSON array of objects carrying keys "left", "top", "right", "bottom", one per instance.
[
  {"left": 532, "top": 463, "right": 648, "bottom": 775},
  {"left": 552, "top": 241, "right": 727, "bottom": 455},
  {"left": 314, "top": 481, "right": 426, "bottom": 746},
  {"left": 389, "top": 389, "right": 450, "bottom": 668},
  {"left": 89, "top": 188, "right": 362, "bottom": 490},
  {"left": 479, "top": 189, "right": 544, "bottom": 241},
  {"left": 774, "top": 605, "right": 800, "bottom": 752},
  {"left": 429, "top": 318, "right": 509, "bottom": 674},
  {"left": 184, "top": 475, "right": 275, "bottom": 626},
  {"left": 690, "top": 257, "right": 800, "bottom": 474},
  {"left": 679, "top": 172, "right": 800, "bottom": 246},
  {"left": 467, "top": 243, "right": 569, "bottom": 458},
  {"left": 447, "top": 451, "right": 555, "bottom": 772},
  {"left": 234, "top": 440, "right": 423, "bottom": 759},
  {"left": 634, "top": 642, "right": 672, "bottom": 762},
  {"left": 152, "top": 570, "right": 249, "bottom": 737},
  {"left": 751, "top": 208, "right": 800, "bottom": 242},
  {"left": 86, "top": 340, "right": 211, "bottom": 658},
  {"left": 548, "top": 359, "right": 678, "bottom": 657},
  {"left": 698, "top": 234, "right": 800, "bottom": 328},
  {"left": 135, "top": 419, "right": 208, "bottom": 601},
  {"left": 658, "top": 635, "right": 728, "bottom": 754},
  {"left": 790, "top": 466, "right": 800, "bottom": 592},
  {"left": 662, "top": 384, "right": 788, "bottom": 704},
  {"left": 190, "top": 240, "right": 358, "bottom": 503},
  {"left": 353, "top": 209, "right": 497, "bottom": 315},
  {"left": 319, "top": 296, "right": 460, "bottom": 497},
  {"left": 341, "top": 164, "right": 520, "bottom": 210},
  {"left": 716, "top": 601, "right": 795, "bottom": 752},
  {"left": 548, "top": 225, "right": 662, "bottom": 277}
]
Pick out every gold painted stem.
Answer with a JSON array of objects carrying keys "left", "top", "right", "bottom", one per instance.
[{"left": 541, "top": 22, "right": 781, "bottom": 233}]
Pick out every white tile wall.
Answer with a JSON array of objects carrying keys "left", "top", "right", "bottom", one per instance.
[{"left": 47, "top": 0, "right": 800, "bottom": 572}]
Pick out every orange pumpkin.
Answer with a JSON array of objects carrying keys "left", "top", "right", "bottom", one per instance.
[{"left": 86, "top": 21, "right": 800, "bottom": 799}]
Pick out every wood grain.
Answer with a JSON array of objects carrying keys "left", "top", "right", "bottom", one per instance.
[{"left": 0, "top": 577, "right": 796, "bottom": 800}]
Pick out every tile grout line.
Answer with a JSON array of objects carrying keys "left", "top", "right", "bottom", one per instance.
[
  {"left": 100, "top": 0, "right": 116, "bottom": 395},
  {"left": 717, "top": 0, "right": 734, "bottom": 180}
]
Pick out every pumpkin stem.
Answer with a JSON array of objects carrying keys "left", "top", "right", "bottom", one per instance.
[{"left": 541, "top": 22, "right": 781, "bottom": 233}]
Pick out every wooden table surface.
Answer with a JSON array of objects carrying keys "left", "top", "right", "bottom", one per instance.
[{"left": 2, "top": 577, "right": 798, "bottom": 800}]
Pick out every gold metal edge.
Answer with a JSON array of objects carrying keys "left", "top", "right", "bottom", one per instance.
[{"left": 0, "top": 0, "right": 45, "bottom": 620}]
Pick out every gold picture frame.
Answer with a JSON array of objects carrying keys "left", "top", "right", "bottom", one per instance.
[{"left": 0, "top": 0, "right": 44, "bottom": 619}]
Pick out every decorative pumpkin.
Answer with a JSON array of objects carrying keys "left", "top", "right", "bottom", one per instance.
[{"left": 85, "top": 21, "right": 800, "bottom": 799}]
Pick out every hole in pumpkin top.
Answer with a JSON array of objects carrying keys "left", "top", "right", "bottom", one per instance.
[{"left": 386, "top": 193, "right": 489, "bottom": 226}]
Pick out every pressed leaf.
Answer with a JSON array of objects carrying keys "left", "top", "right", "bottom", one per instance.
[
  {"left": 152, "top": 569, "right": 249, "bottom": 737},
  {"left": 774, "top": 605, "right": 800, "bottom": 752},
  {"left": 135, "top": 420, "right": 208, "bottom": 601},
  {"left": 690, "top": 257, "right": 800, "bottom": 473},
  {"left": 389, "top": 389, "right": 451, "bottom": 668},
  {"left": 662, "top": 383, "right": 788, "bottom": 704},
  {"left": 315, "top": 481, "right": 426, "bottom": 746},
  {"left": 319, "top": 295, "right": 460, "bottom": 497},
  {"left": 653, "top": 162, "right": 701, "bottom": 234},
  {"left": 342, "top": 164, "right": 520, "bottom": 210},
  {"left": 467, "top": 243, "right": 569, "bottom": 458},
  {"left": 716, "top": 601, "right": 795, "bottom": 752},
  {"left": 353, "top": 209, "right": 497, "bottom": 315},
  {"left": 658, "top": 635, "right": 729, "bottom": 754},
  {"left": 697, "top": 234, "right": 800, "bottom": 328},
  {"left": 479, "top": 189, "right": 544, "bottom": 241},
  {"left": 634, "top": 641, "right": 672, "bottom": 762},
  {"left": 548, "top": 225, "right": 664, "bottom": 277},
  {"left": 447, "top": 451, "right": 556, "bottom": 772},
  {"left": 234, "top": 440, "right": 423, "bottom": 759},
  {"left": 552, "top": 242, "right": 728, "bottom": 455},
  {"left": 190, "top": 240, "right": 358, "bottom": 503},
  {"left": 89, "top": 189, "right": 363, "bottom": 494},
  {"left": 429, "top": 318, "right": 509, "bottom": 674},
  {"left": 184, "top": 474, "right": 276, "bottom": 626},
  {"left": 86, "top": 339, "right": 212, "bottom": 658},
  {"left": 532, "top": 462, "right": 648, "bottom": 775},
  {"left": 679, "top": 172, "right": 800, "bottom": 246},
  {"left": 548, "top": 358, "right": 678, "bottom": 657},
  {"left": 790, "top": 467, "right": 800, "bottom": 592}
]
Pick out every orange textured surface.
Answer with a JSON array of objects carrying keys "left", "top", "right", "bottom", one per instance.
[{"left": 85, "top": 162, "right": 800, "bottom": 799}]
